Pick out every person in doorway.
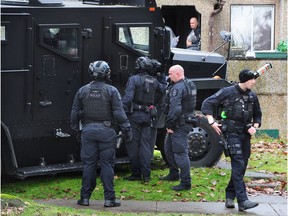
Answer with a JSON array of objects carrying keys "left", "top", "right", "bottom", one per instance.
[
  {"left": 70, "top": 60, "right": 132, "bottom": 208},
  {"left": 201, "top": 69, "right": 261, "bottom": 211},
  {"left": 159, "top": 64, "right": 197, "bottom": 191},
  {"left": 186, "top": 17, "right": 201, "bottom": 50}
]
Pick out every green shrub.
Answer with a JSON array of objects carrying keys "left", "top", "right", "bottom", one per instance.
[{"left": 276, "top": 40, "right": 288, "bottom": 52}]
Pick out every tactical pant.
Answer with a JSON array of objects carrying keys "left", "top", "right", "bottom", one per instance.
[
  {"left": 80, "top": 123, "right": 117, "bottom": 200},
  {"left": 225, "top": 132, "right": 251, "bottom": 203},
  {"left": 126, "top": 111, "right": 152, "bottom": 178},
  {"left": 164, "top": 124, "right": 192, "bottom": 186}
]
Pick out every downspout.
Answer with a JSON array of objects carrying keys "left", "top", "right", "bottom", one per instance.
[{"left": 208, "top": 0, "right": 226, "bottom": 51}]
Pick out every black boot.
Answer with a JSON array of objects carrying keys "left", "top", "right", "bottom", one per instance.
[
  {"left": 159, "top": 174, "right": 179, "bottom": 181},
  {"left": 142, "top": 176, "right": 151, "bottom": 182},
  {"left": 170, "top": 184, "right": 191, "bottom": 191},
  {"left": 77, "top": 198, "right": 89, "bottom": 206},
  {"left": 104, "top": 199, "right": 121, "bottom": 207},
  {"left": 123, "top": 175, "right": 141, "bottom": 181},
  {"left": 238, "top": 200, "right": 259, "bottom": 211},
  {"left": 225, "top": 198, "right": 235, "bottom": 208}
]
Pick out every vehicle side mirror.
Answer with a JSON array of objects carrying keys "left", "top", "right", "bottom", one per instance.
[{"left": 220, "top": 31, "right": 231, "bottom": 42}]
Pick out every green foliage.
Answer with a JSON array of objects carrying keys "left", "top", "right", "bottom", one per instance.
[
  {"left": 276, "top": 40, "right": 288, "bottom": 52},
  {"left": 1, "top": 163, "right": 230, "bottom": 202}
]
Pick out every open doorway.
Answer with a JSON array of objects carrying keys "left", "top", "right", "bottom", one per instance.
[{"left": 161, "top": 5, "right": 201, "bottom": 49}]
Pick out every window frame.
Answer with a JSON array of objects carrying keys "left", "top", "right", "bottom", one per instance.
[
  {"left": 113, "top": 22, "right": 153, "bottom": 56},
  {"left": 38, "top": 23, "right": 80, "bottom": 61}
]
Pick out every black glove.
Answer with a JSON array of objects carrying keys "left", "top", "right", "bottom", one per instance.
[{"left": 125, "top": 130, "right": 133, "bottom": 143}]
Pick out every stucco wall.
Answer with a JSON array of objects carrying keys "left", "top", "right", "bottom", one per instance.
[
  {"left": 158, "top": 0, "right": 287, "bottom": 139},
  {"left": 157, "top": 0, "right": 287, "bottom": 52}
]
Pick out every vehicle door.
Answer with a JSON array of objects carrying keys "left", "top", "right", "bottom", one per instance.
[
  {"left": 33, "top": 24, "right": 82, "bottom": 121},
  {"left": 103, "top": 21, "right": 153, "bottom": 94},
  {"left": 1, "top": 13, "right": 33, "bottom": 126}
]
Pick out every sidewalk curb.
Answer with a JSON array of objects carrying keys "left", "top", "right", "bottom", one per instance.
[{"left": 36, "top": 195, "right": 287, "bottom": 216}]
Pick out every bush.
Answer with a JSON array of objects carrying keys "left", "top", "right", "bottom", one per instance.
[{"left": 276, "top": 40, "right": 288, "bottom": 52}]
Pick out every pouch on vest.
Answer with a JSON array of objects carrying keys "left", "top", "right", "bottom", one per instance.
[
  {"left": 149, "top": 105, "right": 157, "bottom": 118},
  {"left": 227, "top": 133, "right": 242, "bottom": 155}
]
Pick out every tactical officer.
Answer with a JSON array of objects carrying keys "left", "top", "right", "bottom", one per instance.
[
  {"left": 123, "top": 56, "right": 166, "bottom": 182},
  {"left": 70, "top": 60, "right": 132, "bottom": 208},
  {"left": 160, "top": 65, "right": 197, "bottom": 191},
  {"left": 201, "top": 69, "right": 262, "bottom": 211}
]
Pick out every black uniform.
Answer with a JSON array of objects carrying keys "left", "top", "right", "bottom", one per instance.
[
  {"left": 164, "top": 78, "right": 197, "bottom": 188},
  {"left": 186, "top": 26, "right": 201, "bottom": 50},
  {"left": 201, "top": 84, "right": 262, "bottom": 203},
  {"left": 123, "top": 71, "right": 166, "bottom": 180},
  {"left": 70, "top": 80, "right": 131, "bottom": 201}
]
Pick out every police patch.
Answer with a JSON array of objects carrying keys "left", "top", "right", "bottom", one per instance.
[
  {"left": 89, "top": 90, "right": 101, "bottom": 98},
  {"left": 171, "top": 89, "right": 178, "bottom": 97}
]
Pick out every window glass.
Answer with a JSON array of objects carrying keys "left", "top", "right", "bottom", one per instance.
[
  {"left": 1, "top": 25, "right": 7, "bottom": 41},
  {"left": 231, "top": 5, "right": 274, "bottom": 52},
  {"left": 42, "top": 27, "right": 78, "bottom": 57},
  {"left": 118, "top": 26, "right": 150, "bottom": 55}
]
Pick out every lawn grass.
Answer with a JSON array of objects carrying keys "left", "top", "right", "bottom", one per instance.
[
  {"left": 2, "top": 151, "right": 231, "bottom": 202},
  {"left": 1, "top": 137, "right": 286, "bottom": 216}
]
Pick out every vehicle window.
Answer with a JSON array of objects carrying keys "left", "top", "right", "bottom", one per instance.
[
  {"left": 1, "top": 25, "right": 7, "bottom": 42},
  {"left": 41, "top": 27, "right": 79, "bottom": 57},
  {"left": 118, "top": 26, "right": 150, "bottom": 55}
]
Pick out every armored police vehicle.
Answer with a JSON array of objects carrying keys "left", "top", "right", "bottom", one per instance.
[{"left": 1, "top": 0, "right": 232, "bottom": 179}]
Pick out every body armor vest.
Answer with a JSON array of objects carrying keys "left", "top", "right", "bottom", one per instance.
[
  {"left": 182, "top": 79, "right": 197, "bottom": 114},
  {"left": 134, "top": 74, "right": 157, "bottom": 106},
  {"left": 222, "top": 92, "right": 254, "bottom": 123},
  {"left": 82, "top": 84, "right": 113, "bottom": 123}
]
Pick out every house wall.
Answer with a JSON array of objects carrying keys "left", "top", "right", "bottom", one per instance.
[{"left": 157, "top": 0, "right": 287, "bottom": 139}]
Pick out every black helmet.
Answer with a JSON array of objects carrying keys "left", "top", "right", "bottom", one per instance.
[
  {"left": 151, "top": 59, "right": 162, "bottom": 75},
  {"left": 134, "top": 56, "right": 153, "bottom": 72},
  {"left": 88, "top": 60, "right": 111, "bottom": 79},
  {"left": 239, "top": 69, "right": 255, "bottom": 83}
]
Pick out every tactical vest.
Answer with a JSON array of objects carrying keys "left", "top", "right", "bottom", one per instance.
[
  {"left": 222, "top": 92, "right": 254, "bottom": 123},
  {"left": 182, "top": 79, "right": 197, "bottom": 114},
  {"left": 82, "top": 84, "right": 113, "bottom": 123},
  {"left": 134, "top": 74, "right": 157, "bottom": 106}
]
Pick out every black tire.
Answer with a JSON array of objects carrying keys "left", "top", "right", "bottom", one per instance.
[
  {"left": 156, "top": 116, "right": 223, "bottom": 167},
  {"left": 188, "top": 116, "right": 223, "bottom": 167}
]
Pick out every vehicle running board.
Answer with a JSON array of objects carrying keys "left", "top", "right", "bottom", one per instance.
[
  {"left": 15, "top": 162, "right": 84, "bottom": 179},
  {"left": 14, "top": 157, "right": 130, "bottom": 179}
]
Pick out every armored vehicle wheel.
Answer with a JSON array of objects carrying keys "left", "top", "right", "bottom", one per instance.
[
  {"left": 157, "top": 116, "right": 223, "bottom": 167},
  {"left": 188, "top": 117, "right": 223, "bottom": 167}
]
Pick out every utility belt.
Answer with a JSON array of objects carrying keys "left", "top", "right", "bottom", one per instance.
[
  {"left": 133, "top": 104, "right": 157, "bottom": 117},
  {"left": 221, "top": 119, "right": 249, "bottom": 134},
  {"left": 82, "top": 120, "right": 113, "bottom": 128},
  {"left": 133, "top": 104, "right": 150, "bottom": 112}
]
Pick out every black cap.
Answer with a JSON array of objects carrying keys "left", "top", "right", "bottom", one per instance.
[{"left": 239, "top": 69, "right": 255, "bottom": 83}]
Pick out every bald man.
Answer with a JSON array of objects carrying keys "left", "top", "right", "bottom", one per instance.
[
  {"left": 159, "top": 65, "right": 197, "bottom": 191},
  {"left": 186, "top": 17, "right": 201, "bottom": 50}
]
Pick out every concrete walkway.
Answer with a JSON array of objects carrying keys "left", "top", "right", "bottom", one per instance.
[
  {"left": 37, "top": 160, "right": 287, "bottom": 215},
  {"left": 37, "top": 194, "right": 287, "bottom": 215}
]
